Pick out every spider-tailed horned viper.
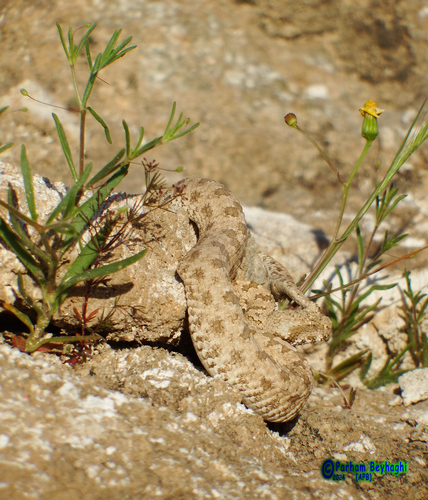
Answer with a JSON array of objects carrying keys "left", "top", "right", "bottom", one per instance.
[{"left": 170, "top": 178, "right": 332, "bottom": 423}]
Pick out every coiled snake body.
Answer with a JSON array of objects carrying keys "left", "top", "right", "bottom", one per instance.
[{"left": 175, "top": 178, "right": 331, "bottom": 422}]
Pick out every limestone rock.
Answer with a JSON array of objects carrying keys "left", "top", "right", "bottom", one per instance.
[{"left": 399, "top": 368, "right": 428, "bottom": 406}]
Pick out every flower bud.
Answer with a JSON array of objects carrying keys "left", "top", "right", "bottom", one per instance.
[
  {"left": 361, "top": 114, "right": 379, "bottom": 141},
  {"left": 359, "top": 100, "right": 384, "bottom": 142},
  {"left": 284, "top": 113, "right": 297, "bottom": 128}
]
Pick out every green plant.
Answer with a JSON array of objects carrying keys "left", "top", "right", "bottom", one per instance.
[
  {"left": 0, "top": 23, "right": 198, "bottom": 353},
  {"left": 318, "top": 185, "right": 406, "bottom": 383},
  {"left": 351, "top": 268, "right": 428, "bottom": 390},
  {"left": 286, "top": 99, "right": 428, "bottom": 388},
  {"left": 399, "top": 269, "right": 428, "bottom": 368},
  {"left": 352, "top": 267, "right": 428, "bottom": 389},
  {"left": 286, "top": 99, "right": 428, "bottom": 293}
]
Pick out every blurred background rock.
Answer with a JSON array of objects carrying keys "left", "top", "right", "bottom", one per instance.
[{"left": 0, "top": 0, "right": 427, "bottom": 230}]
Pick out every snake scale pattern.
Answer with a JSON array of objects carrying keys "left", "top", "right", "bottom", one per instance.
[{"left": 175, "top": 178, "right": 332, "bottom": 422}]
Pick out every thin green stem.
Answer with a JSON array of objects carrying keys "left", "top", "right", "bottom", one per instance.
[
  {"left": 79, "top": 109, "right": 86, "bottom": 176},
  {"left": 333, "top": 140, "right": 372, "bottom": 240},
  {"left": 301, "top": 140, "right": 373, "bottom": 293},
  {"left": 70, "top": 64, "right": 82, "bottom": 107},
  {"left": 345, "top": 225, "right": 376, "bottom": 313},
  {"left": 68, "top": 62, "right": 86, "bottom": 177},
  {"left": 296, "top": 126, "right": 344, "bottom": 185}
]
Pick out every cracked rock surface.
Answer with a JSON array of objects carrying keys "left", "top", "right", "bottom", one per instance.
[{"left": 1, "top": 343, "right": 427, "bottom": 500}]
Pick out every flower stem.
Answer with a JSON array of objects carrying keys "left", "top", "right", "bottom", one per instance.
[{"left": 301, "top": 139, "right": 373, "bottom": 293}]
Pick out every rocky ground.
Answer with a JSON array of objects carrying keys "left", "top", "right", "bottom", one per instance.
[
  {"left": 0, "top": 341, "right": 427, "bottom": 500},
  {"left": 1, "top": 0, "right": 428, "bottom": 498}
]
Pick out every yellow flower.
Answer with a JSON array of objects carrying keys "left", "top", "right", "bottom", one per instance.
[{"left": 359, "top": 100, "right": 384, "bottom": 119}]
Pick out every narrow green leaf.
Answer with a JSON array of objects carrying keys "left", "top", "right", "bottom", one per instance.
[
  {"left": 163, "top": 102, "right": 176, "bottom": 136},
  {"left": 356, "top": 225, "right": 364, "bottom": 270},
  {"left": 25, "top": 334, "right": 100, "bottom": 353},
  {"left": 46, "top": 163, "right": 93, "bottom": 225},
  {"left": 0, "top": 143, "right": 13, "bottom": 154},
  {"left": 86, "top": 148, "right": 125, "bottom": 187},
  {"left": 353, "top": 283, "right": 397, "bottom": 308},
  {"left": 160, "top": 102, "right": 199, "bottom": 144},
  {"left": 7, "top": 186, "right": 49, "bottom": 263},
  {"left": 381, "top": 195, "right": 407, "bottom": 223},
  {"left": 111, "top": 35, "right": 133, "bottom": 56},
  {"left": 63, "top": 166, "right": 92, "bottom": 220},
  {"left": 365, "top": 258, "right": 383, "bottom": 274},
  {"left": 0, "top": 198, "right": 43, "bottom": 230},
  {"left": 172, "top": 112, "right": 184, "bottom": 135},
  {"left": 422, "top": 333, "right": 428, "bottom": 367},
  {"left": 103, "top": 45, "right": 136, "bottom": 68},
  {"left": 82, "top": 74, "right": 97, "bottom": 107},
  {"left": 85, "top": 39, "right": 93, "bottom": 69},
  {"left": 67, "top": 27, "right": 74, "bottom": 59},
  {"left": 417, "top": 298, "right": 428, "bottom": 322},
  {"left": 57, "top": 248, "right": 147, "bottom": 297},
  {"left": 359, "top": 352, "right": 372, "bottom": 381},
  {"left": 329, "top": 349, "right": 369, "bottom": 380},
  {"left": 91, "top": 52, "right": 102, "bottom": 73},
  {"left": 101, "top": 29, "right": 121, "bottom": 64},
  {"left": 123, "top": 120, "right": 130, "bottom": 157},
  {"left": 134, "top": 127, "right": 144, "bottom": 151},
  {"left": 0, "top": 106, "right": 9, "bottom": 116},
  {"left": 389, "top": 97, "right": 428, "bottom": 176},
  {"left": 71, "top": 164, "right": 129, "bottom": 238},
  {"left": 98, "top": 33, "right": 136, "bottom": 70},
  {"left": 166, "top": 121, "right": 199, "bottom": 142},
  {"left": 133, "top": 136, "right": 163, "bottom": 158},
  {"left": 20, "top": 145, "right": 38, "bottom": 221},
  {"left": 363, "top": 345, "right": 410, "bottom": 389},
  {"left": 16, "top": 272, "right": 46, "bottom": 318},
  {"left": 392, "top": 233, "right": 408, "bottom": 246},
  {"left": 62, "top": 219, "right": 115, "bottom": 284},
  {"left": 325, "top": 295, "right": 342, "bottom": 313},
  {"left": 56, "top": 23, "right": 70, "bottom": 59},
  {"left": 1, "top": 302, "right": 34, "bottom": 334},
  {"left": 386, "top": 185, "right": 399, "bottom": 201},
  {"left": 0, "top": 218, "right": 45, "bottom": 285},
  {"left": 353, "top": 299, "right": 382, "bottom": 324},
  {"left": 335, "top": 266, "right": 345, "bottom": 297},
  {"left": 52, "top": 113, "right": 77, "bottom": 181},
  {"left": 82, "top": 54, "right": 101, "bottom": 105},
  {"left": 390, "top": 345, "right": 410, "bottom": 369},
  {"left": 74, "top": 23, "right": 97, "bottom": 63},
  {"left": 87, "top": 107, "right": 112, "bottom": 144}
]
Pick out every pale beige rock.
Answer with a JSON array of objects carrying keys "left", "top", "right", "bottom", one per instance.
[{"left": 399, "top": 368, "right": 428, "bottom": 406}]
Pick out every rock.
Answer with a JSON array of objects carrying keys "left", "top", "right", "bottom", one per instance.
[
  {"left": 0, "top": 342, "right": 386, "bottom": 500},
  {"left": 342, "top": 434, "right": 376, "bottom": 455},
  {"left": 388, "top": 395, "right": 403, "bottom": 407},
  {"left": 399, "top": 368, "right": 428, "bottom": 406}
]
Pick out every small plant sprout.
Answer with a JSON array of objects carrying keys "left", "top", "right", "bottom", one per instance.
[{"left": 0, "top": 23, "right": 199, "bottom": 354}]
